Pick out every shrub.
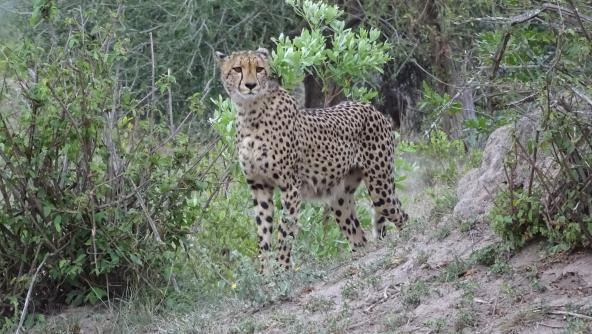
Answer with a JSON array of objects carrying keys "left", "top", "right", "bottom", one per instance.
[
  {"left": 478, "top": 3, "right": 592, "bottom": 252},
  {"left": 0, "top": 9, "right": 207, "bottom": 330},
  {"left": 490, "top": 90, "right": 592, "bottom": 251},
  {"left": 271, "top": 0, "right": 391, "bottom": 103},
  {"left": 402, "top": 280, "right": 429, "bottom": 307}
]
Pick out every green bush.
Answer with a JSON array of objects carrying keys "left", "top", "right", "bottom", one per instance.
[
  {"left": 489, "top": 97, "right": 592, "bottom": 251},
  {"left": 490, "top": 188, "right": 545, "bottom": 250},
  {"left": 484, "top": 19, "right": 592, "bottom": 250},
  {"left": 271, "top": 0, "right": 391, "bottom": 103},
  {"left": 0, "top": 9, "right": 207, "bottom": 330},
  {"left": 476, "top": 2, "right": 592, "bottom": 252}
]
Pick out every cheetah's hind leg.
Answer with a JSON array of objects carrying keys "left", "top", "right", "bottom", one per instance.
[
  {"left": 363, "top": 166, "right": 409, "bottom": 239},
  {"left": 330, "top": 168, "right": 367, "bottom": 248}
]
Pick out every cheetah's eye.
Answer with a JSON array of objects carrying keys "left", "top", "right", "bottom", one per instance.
[
  {"left": 256, "top": 67, "right": 265, "bottom": 73},
  {"left": 232, "top": 67, "right": 242, "bottom": 73}
]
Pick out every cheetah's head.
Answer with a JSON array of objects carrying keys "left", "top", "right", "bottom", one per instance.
[{"left": 215, "top": 48, "right": 273, "bottom": 102}]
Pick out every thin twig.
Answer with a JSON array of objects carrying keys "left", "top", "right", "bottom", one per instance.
[
  {"left": 347, "top": 309, "right": 390, "bottom": 330},
  {"left": 129, "top": 178, "right": 163, "bottom": 244},
  {"left": 491, "top": 31, "right": 511, "bottom": 80},
  {"left": 192, "top": 164, "right": 233, "bottom": 232},
  {"left": 15, "top": 253, "right": 48, "bottom": 334},
  {"left": 167, "top": 68, "right": 175, "bottom": 136},
  {"left": 538, "top": 322, "right": 563, "bottom": 329},
  {"left": 572, "top": 87, "right": 592, "bottom": 107},
  {"left": 149, "top": 32, "right": 156, "bottom": 105},
  {"left": 410, "top": 59, "right": 459, "bottom": 88},
  {"left": 567, "top": 0, "right": 592, "bottom": 44},
  {"left": 513, "top": 138, "right": 553, "bottom": 194},
  {"left": 465, "top": 3, "right": 592, "bottom": 25},
  {"left": 506, "top": 93, "right": 538, "bottom": 107},
  {"left": 549, "top": 310, "right": 592, "bottom": 321}
]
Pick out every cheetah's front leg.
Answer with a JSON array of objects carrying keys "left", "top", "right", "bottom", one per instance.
[
  {"left": 277, "top": 186, "right": 301, "bottom": 269},
  {"left": 249, "top": 182, "right": 274, "bottom": 274}
]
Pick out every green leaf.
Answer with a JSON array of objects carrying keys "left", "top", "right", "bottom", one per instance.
[{"left": 53, "top": 215, "right": 62, "bottom": 234}]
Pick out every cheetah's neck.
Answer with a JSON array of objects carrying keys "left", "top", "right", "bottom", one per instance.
[{"left": 233, "top": 87, "right": 297, "bottom": 131}]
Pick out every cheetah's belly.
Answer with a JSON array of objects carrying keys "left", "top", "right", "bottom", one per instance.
[
  {"left": 296, "top": 140, "right": 362, "bottom": 202},
  {"left": 299, "top": 178, "right": 346, "bottom": 203},
  {"left": 237, "top": 136, "right": 273, "bottom": 179}
]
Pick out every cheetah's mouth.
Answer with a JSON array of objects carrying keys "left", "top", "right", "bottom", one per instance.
[
  {"left": 239, "top": 90, "right": 258, "bottom": 97},
  {"left": 236, "top": 88, "right": 262, "bottom": 99}
]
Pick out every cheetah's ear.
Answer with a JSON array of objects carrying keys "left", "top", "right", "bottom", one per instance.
[
  {"left": 256, "top": 47, "right": 270, "bottom": 59},
  {"left": 214, "top": 51, "right": 227, "bottom": 64}
]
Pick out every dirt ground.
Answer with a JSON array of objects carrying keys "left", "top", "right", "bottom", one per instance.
[{"left": 214, "top": 218, "right": 592, "bottom": 334}]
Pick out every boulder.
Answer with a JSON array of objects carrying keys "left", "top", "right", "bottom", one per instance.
[{"left": 453, "top": 114, "right": 540, "bottom": 221}]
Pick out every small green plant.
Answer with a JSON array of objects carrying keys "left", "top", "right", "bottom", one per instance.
[
  {"left": 327, "top": 304, "right": 353, "bottom": 333},
  {"left": 491, "top": 176, "right": 591, "bottom": 252},
  {"left": 304, "top": 296, "right": 335, "bottom": 313},
  {"left": 470, "top": 243, "right": 506, "bottom": 267},
  {"left": 417, "top": 129, "right": 465, "bottom": 187},
  {"left": 425, "top": 317, "right": 447, "bottom": 333},
  {"left": 230, "top": 252, "right": 329, "bottom": 306},
  {"left": 418, "top": 82, "right": 462, "bottom": 130},
  {"left": 566, "top": 318, "right": 589, "bottom": 334},
  {"left": 434, "top": 225, "right": 451, "bottom": 241},
  {"left": 440, "top": 257, "right": 469, "bottom": 282},
  {"left": 472, "top": 246, "right": 513, "bottom": 280},
  {"left": 366, "top": 275, "right": 381, "bottom": 291},
  {"left": 402, "top": 280, "right": 429, "bottom": 308},
  {"left": 295, "top": 204, "right": 350, "bottom": 260},
  {"left": 490, "top": 259, "right": 512, "bottom": 276},
  {"left": 490, "top": 188, "right": 544, "bottom": 250},
  {"left": 454, "top": 306, "right": 477, "bottom": 331},
  {"left": 417, "top": 129, "right": 465, "bottom": 161},
  {"left": 415, "top": 250, "right": 431, "bottom": 267},
  {"left": 341, "top": 281, "right": 361, "bottom": 300},
  {"left": 428, "top": 188, "right": 458, "bottom": 222},
  {"left": 230, "top": 317, "right": 264, "bottom": 334},
  {"left": 270, "top": 312, "right": 299, "bottom": 329},
  {"left": 459, "top": 219, "right": 477, "bottom": 233},
  {"left": 526, "top": 265, "right": 546, "bottom": 293},
  {"left": 456, "top": 278, "right": 478, "bottom": 300},
  {"left": 500, "top": 281, "right": 522, "bottom": 303},
  {"left": 399, "top": 218, "right": 427, "bottom": 241},
  {"left": 383, "top": 314, "right": 409, "bottom": 331}
]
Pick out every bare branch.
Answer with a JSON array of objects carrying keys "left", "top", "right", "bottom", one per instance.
[
  {"left": 572, "top": 87, "right": 592, "bottom": 107},
  {"left": 506, "top": 93, "right": 538, "bottom": 107},
  {"left": 549, "top": 310, "right": 592, "bottom": 321},
  {"left": 567, "top": 0, "right": 592, "bottom": 44},
  {"left": 149, "top": 32, "right": 156, "bottom": 105},
  {"left": 129, "top": 178, "right": 164, "bottom": 244},
  {"left": 15, "top": 253, "right": 48, "bottom": 334},
  {"left": 491, "top": 31, "right": 511, "bottom": 80},
  {"left": 167, "top": 68, "right": 174, "bottom": 135},
  {"left": 467, "top": 3, "right": 592, "bottom": 25}
]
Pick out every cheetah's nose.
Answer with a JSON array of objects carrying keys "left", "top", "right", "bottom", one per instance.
[{"left": 245, "top": 82, "right": 257, "bottom": 90}]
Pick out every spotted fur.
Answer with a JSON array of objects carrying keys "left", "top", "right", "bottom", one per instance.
[{"left": 215, "top": 48, "right": 408, "bottom": 270}]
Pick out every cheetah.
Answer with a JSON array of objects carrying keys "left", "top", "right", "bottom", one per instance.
[{"left": 215, "top": 47, "right": 408, "bottom": 270}]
